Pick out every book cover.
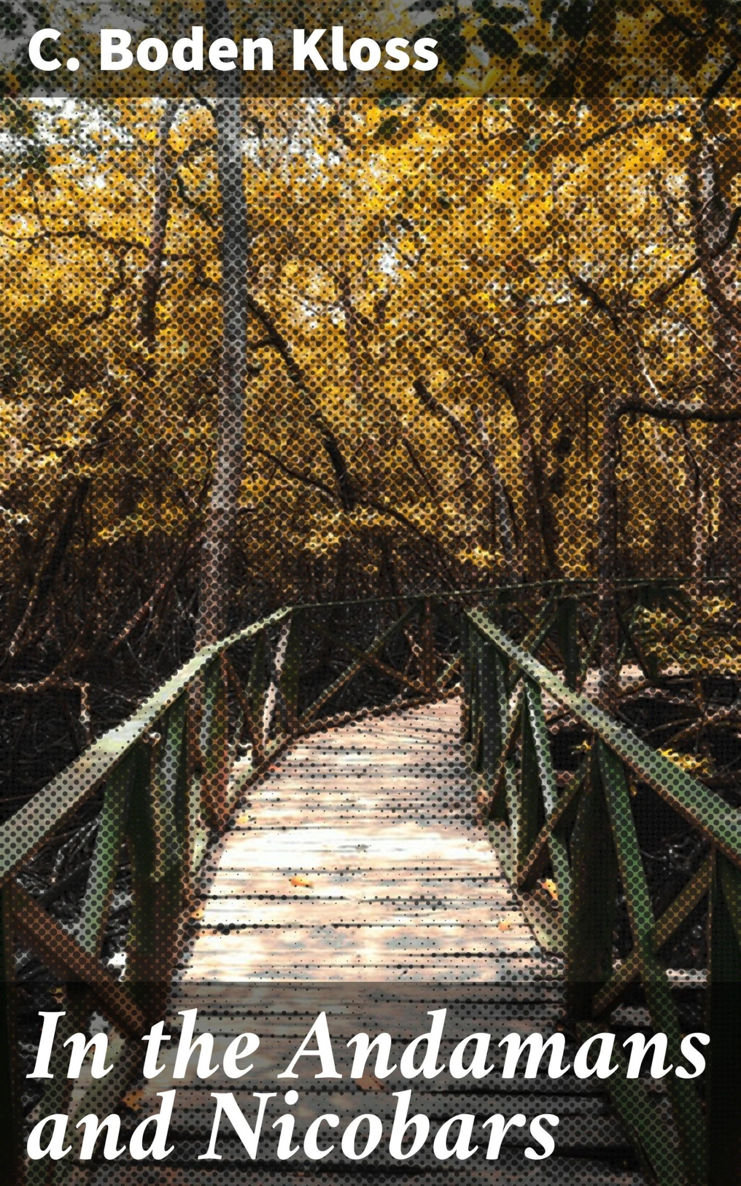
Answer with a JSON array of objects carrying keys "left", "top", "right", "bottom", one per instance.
[{"left": 1, "top": 3, "right": 739, "bottom": 1184}]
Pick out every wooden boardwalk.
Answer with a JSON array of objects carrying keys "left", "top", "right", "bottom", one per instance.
[
  {"left": 96, "top": 700, "right": 643, "bottom": 1184},
  {"left": 183, "top": 699, "right": 549, "bottom": 981}
]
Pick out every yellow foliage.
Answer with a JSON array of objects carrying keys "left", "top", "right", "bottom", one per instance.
[{"left": 1, "top": 93, "right": 739, "bottom": 594}]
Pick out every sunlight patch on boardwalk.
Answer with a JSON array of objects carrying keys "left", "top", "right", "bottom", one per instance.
[{"left": 181, "top": 699, "right": 555, "bottom": 982}]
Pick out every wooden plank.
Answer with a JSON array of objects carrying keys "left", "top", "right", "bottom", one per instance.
[
  {"left": 188, "top": 925, "right": 540, "bottom": 953},
  {"left": 168, "top": 979, "right": 568, "bottom": 1008},
  {"left": 185, "top": 702, "right": 551, "bottom": 986},
  {"left": 114, "top": 1115, "right": 629, "bottom": 1154},
  {"left": 182, "top": 955, "right": 561, "bottom": 981},
  {"left": 151, "top": 1007, "right": 573, "bottom": 1038},
  {"left": 192, "top": 901, "right": 526, "bottom": 926},
  {"left": 154, "top": 700, "right": 633, "bottom": 1182},
  {"left": 143, "top": 1085, "right": 616, "bottom": 1115},
  {"left": 91, "top": 1158, "right": 644, "bottom": 1186},
  {"left": 197, "top": 876, "right": 513, "bottom": 898}
]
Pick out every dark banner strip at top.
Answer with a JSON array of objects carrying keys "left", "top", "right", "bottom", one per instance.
[{"left": 3, "top": 0, "right": 741, "bottom": 99}]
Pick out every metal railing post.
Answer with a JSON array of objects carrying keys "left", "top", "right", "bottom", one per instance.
[
  {"left": 707, "top": 855, "right": 741, "bottom": 1186},
  {"left": 565, "top": 746, "right": 617, "bottom": 1021}
]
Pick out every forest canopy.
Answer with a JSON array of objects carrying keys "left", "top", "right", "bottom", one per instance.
[
  {"left": 1, "top": 94, "right": 739, "bottom": 599},
  {"left": 3, "top": 71, "right": 741, "bottom": 800},
  {"left": 4, "top": 17, "right": 741, "bottom": 1174}
]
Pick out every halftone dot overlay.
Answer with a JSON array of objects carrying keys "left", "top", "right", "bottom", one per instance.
[
  {"left": 4, "top": 1, "right": 741, "bottom": 100},
  {"left": 1, "top": 2, "right": 741, "bottom": 1185}
]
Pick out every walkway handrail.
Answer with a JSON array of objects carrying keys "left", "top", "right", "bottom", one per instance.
[
  {"left": 0, "top": 593, "right": 463, "bottom": 1184},
  {"left": 0, "top": 574, "right": 722, "bottom": 885},
  {"left": 466, "top": 610, "right": 741, "bottom": 866},
  {"left": 463, "top": 607, "right": 741, "bottom": 1186},
  {"left": 0, "top": 577, "right": 631, "bottom": 887},
  {"left": 0, "top": 608, "right": 291, "bottom": 886},
  {"left": 1, "top": 583, "right": 738, "bottom": 1184}
]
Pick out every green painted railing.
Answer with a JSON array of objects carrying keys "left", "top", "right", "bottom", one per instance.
[
  {"left": 0, "top": 579, "right": 736, "bottom": 1184},
  {"left": 463, "top": 607, "right": 741, "bottom": 1186},
  {"left": 0, "top": 594, "right": 465, "bottom": 1185}
]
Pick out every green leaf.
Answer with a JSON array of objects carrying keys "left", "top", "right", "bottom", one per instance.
[
  {"left": 479, "top": 24, "right": 520, "bottom": 57},
  {"left": 518, "top": 52, "right": 550, "bottom": 74},
  {"left": 421, "top": 16, "right": 468, "bottom": 73},
  {"left": 556, "top": 0, "right": 593, "bottom": 39},
  {"left": 473, "top": 1, "right": 525, "bottom": 22},
  {"left": 375, "top": 115, "right": 402, "bottom": 140},
  {"left": 376, "top": 92, "right": 408, "bottom": 108}
]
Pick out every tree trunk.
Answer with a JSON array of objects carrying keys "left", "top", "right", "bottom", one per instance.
[
  {"left": 139, "top": 101, "right": 179, "bottom": 348},
  {"left": 597, "top": 393, "right": 620, "bottom": 710},
  {"left": 473, "top": 406, "right": 520, "bottom": 578},
  {"left": 596, "top": 392, "right": 741, "bottom": 709},
  {"left": 196, "top": 0, "right": 250, "bottom": 647},
  {"left": 688, "top": 128, "right": 741, "bottom": 592},
  {"left": 413, "top": 378, "right": 475, "bottom": 521}
]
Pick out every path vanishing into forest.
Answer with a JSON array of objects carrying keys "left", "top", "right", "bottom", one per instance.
[
  {"left": 95, "top": 699, "right": 644, "bottom": 1185},
  {"left": 14, "top": 591, "right": 734, "bottom": 1186},
  {"left": 184, "top": 699, "right": 540, "bottom": 981}
]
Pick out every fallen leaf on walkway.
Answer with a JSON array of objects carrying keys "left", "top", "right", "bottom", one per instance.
[
  {"left": 122, "top": 1087, "right": 144, "bottom": 1112},
  {"left": 290, "top": 875, "right": 314, "bottom": 888},
  {"left": 497, "top": 919, "right": 512, "bottom": 931},
  {"left": 357, "top": 1073, "right": 385, "bottom": 1091}
]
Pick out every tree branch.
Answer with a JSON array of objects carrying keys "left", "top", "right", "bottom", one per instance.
[
  {"left": 412, "top": 378, "right": 475, "bottom": 518},
  {"left": 245, "top": 293, "right": 356, "bottom": 508},
  {"left": 139, "top": 100, "right": 180, "bottom": 346},
  {"left": 618, "top": 396, "right": 741, "bottom": 423}
]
